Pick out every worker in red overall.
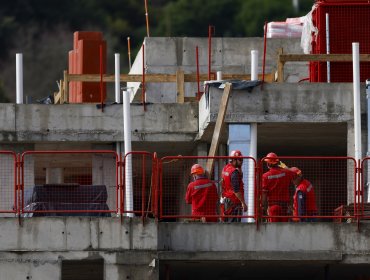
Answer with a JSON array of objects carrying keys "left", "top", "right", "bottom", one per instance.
[
  {"left": 262, "top": 152, "right": 296, "bottom": 222},
  {"left": 185, "top": 164, "right": 219, "bottom": 222},
  {"left": 290, "top": 167, "right": 318, "bottom": 222},
  {"left": 220, "top": 150, "right": 247, "bottom": 222}
]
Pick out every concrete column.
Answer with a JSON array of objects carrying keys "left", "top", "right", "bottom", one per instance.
[
  {"left": 93, "top": 154, "right": 117, "bottom": 212},
  {"left": 45, "top": 168, "right": 64, "bottom": 184},
  {"left": 228, "top": 124, "right": 253, "bottom": 222}
]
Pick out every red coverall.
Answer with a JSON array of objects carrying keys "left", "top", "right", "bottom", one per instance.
[
  {"left": 293, "top": 178, "right": 317, "bottom": 221},
  {"left": 262, "top": 167, "right": 296, "bottom": 222},
  {"left": 185, "top": 176, "right": 219, "bottom": 222},
  {"left": 221, "top": 163, "right": 244, "bottom": 216}
]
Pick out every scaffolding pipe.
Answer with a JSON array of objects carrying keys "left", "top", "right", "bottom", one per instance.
[
  {"left": 326, "top": 13, "right": 331, "bottom": 83},
  {"left": 115, "top": 53, "right": 121, "bottom": 103},
  {"left": 123, "top": 88, "right": 134, "bottom": 217},
  {"left": 16, "top": 53, "right": 23, "bottom": 104}
]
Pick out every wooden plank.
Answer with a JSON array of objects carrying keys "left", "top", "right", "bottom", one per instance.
[
  {"left": 205, "top": 83, "right": 233, "bottom": 177},
  {"left": 66, "top": 72, "right": 277, "bottom": 83},
  {"left": 277, "top": 48, "right": 284, "bottom": 83},
  {"left": 279, "top": 53, "right": 370, "bottom": 63},
  {"left": 176, "top": 69, "right": 185, "bottom": 103},
  {"left": 67, "top": 73, "right": 177, "bottom": 83},
  {"left": 184, "top": 97, "right": 197, "bottom": 102}
]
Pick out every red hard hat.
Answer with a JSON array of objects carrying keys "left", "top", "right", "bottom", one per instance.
[
  {"left": 264, "top": 152, "right": 279, "bottom": 164},
  {"left": 230, "top": 150, "right": 243, "bottom": 157},
  {"left": 290, "top": 167, "right": 302, "bottom": 176},
  {"left": 190, "top": 164, "right": 204, "bottom": 175}
]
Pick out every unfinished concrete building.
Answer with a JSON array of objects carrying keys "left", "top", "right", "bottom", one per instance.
[{"left": 2, "top": 14, "right": 370, "bottom": 279}]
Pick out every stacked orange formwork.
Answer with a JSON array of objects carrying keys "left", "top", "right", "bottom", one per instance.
[{"left": 68, "top": 31, "right": 107, "bottom": 103}]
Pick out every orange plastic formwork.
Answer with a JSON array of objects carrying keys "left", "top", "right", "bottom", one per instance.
[
  {"left": 73, "top": 31, "right": 103, "bottom": 50},
  {"left": 310, "top": 1, "right": 370, "bottom": 82},
  {"left": 76, "top": 40, "right": 107, "bottom": 103},
  {"left": 68, "top": 31, "right": 107, "bottom": 103}
]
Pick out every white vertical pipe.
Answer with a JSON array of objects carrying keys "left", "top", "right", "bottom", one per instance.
[
  {"left": 353, "top": 42, "right": 362, "bottom": 163},
  {"left": 247, "top": 124, "right": 257, "bottom": 222},
  {"left": 326, "top": 13, "right": 331, "bottom": 83},
  {"left": 216, "top": 71, "right": 223, "bottom": 81},
  {"left": 16, "top": 53, "right": 23, "bottom": 104},
  {"left": 115, "top": 53, "right": 121, "bottom": 103},
  {"left": 247, "top": 50, "right": 258, "bottom": 222},
  {"left": 123, "top": 88, "right": 133, "bottom": 217},
  {"left": 251, "top": 50, "right": 259, "bottom": 81}
]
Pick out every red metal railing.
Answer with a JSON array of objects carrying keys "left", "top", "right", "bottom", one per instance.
[
  {"left": 20, "top": 150, "right": 119, "bottom": 217},
  {"left": 259, "top": 156, "right": 357, "bottom": 223},
  {"left": 159, "top": 156, "right": 257, "bottom": 222},
  {"left": 122, "top": 151, "right": 156, "bottom": 219},
  {"left": 0, "top": 149, "right": 366, "bottom": 224}
]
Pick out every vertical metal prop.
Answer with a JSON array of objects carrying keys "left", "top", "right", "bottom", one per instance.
[
  {"left": 100, "top": 44, "right": 104, "bottom": 112},
  {"left": 262, "top": 21, "right": 268, "bottom": 88},
  {"left": 142, "top": 43, "right": 146, "bottom": 111},
  {"left": 208, "top": 25, "right": 215, "bottom": 81},
  {"left": 196, "top": 46, "right": 201, "bottom": 100},
  {"left": 127, "top": 37, "right": 132, "bottom": 70},
  {"left": 144, "top": 0, "right": 150, "bottom": 37}
]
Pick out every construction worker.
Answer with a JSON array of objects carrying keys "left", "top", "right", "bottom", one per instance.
[
  {"left": 185, "top": 164, "right": 219, "bottom": 222},
  {"left": 262, "top": 152, "right": 296, "bottom": 222},
  {"left": 220, "top": 150, "right": 247, "bottom": 222},
  {"left": 290, "top": 167, "right": 318, "bottom": 222}
]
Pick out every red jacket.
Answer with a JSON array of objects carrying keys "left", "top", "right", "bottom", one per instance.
[
  {"left": 262, "top": 167, "right": 296, "bottom": 204},
  {"left": 221, "top": 163, "right": 244, "bottom": 205},
  {"left": 185, "top": 177, "right": 218, "bottom": 216},
  {"left": 293, "top": 178, "right": 317, "bottom": 216}
]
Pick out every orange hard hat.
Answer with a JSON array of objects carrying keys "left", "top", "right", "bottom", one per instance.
[
  {"left": 290, "top": 167, "right": 302, "bottom": 176},
  {"left": 264, "top": 152, "right": 279, "bottom": 164},
  {"left": 190, "top": 164, "right": 204, "bottom": 175}
]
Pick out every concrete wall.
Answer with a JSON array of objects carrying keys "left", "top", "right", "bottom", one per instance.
[
  {"left": 130, "top": 37, "right": 308, "bottom": 103},
  {"left": 2, "top": 218, "right": 370, "bottom": 279},
  {"left": 0, "top": 103, "right": 198, "bottom": 143}
]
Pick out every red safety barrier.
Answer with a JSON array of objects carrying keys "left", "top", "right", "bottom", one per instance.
[
  {"left": 20, "top": 150, "right": 119, "bottom": 217},
  {"left": 122, "top": 151, "right": 157, "bottom": 219},
  {"left": 310, "top": 2, "right": 370, "bottom": 82},
  {"left": 259, "top": 156, "right": 357, "bottom": 223},
  {"left": 0, "top": 151, "right": 17, "bottom": 215},
  {"left": 159, "top": 156, "right": 257, "bottom": 222}
]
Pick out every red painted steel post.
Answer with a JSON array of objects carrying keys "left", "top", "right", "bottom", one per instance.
[
  {"left": 196, "top": 46, "right": 201, "bottom": 100},
  {"left": 99, "top": 44, "right": 104, "bottom": 112},
  {"left": 142, "top": 43, "right": 146, "bottom": 111},
  {"left": 262, "top": 21, "right": 268, "bottom": 88}
]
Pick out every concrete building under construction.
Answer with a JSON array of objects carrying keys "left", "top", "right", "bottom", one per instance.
[{"left": 2, "top": 4, "right": 370, "bottom": 278}]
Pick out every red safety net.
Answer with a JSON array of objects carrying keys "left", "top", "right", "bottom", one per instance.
[
  {"left": 259, "top": 156, "right": 357, "bottom": 222},
  {"left": 159, "top": 156, "right": 257, "bottom": 222},
  {"left": 359, "top": 158, "right": 370, "bottom": 220},
  {"left": 20, "top": 151, "right": 119, "bottom": 216},
  {"left": 0, "top": 151, "right": 17, "bottom": 215},
  {"left": 122, "top": 152, "right": 157, "bottom": 218},
  {"left": 310, "top": 2, "right": 370, "bottom": 82}
]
